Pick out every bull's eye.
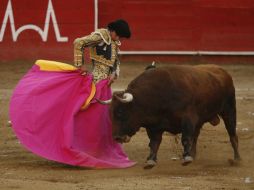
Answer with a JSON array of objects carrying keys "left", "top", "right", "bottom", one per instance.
[
  {"left": 116, "top": 110, "right": 123, "bottom": 117},
  {"left": 114, "top": 108, "right": 125, "bottom": 120}
]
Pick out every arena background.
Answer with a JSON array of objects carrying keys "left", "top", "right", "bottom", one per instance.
[
  {"left": 0, "top": 0, "right": 254, "bottom": 63},
  {"left": 1, "top": 1, "right": 254, "bottom": 190}
]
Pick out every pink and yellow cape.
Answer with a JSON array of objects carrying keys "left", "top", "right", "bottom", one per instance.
[{"left": 9, "top": 60, "right": 135, "bottom": 169}]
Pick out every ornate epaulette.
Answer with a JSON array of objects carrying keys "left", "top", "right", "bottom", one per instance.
[{"left": 91, "top": 29, "right": 111, "bottom": 45}]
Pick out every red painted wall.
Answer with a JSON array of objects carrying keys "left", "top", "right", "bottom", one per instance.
[
  {"left": 99, "top": 0, "right": 254, "bottom": 51},
  {"left": 0, "top": 0, "right": 94, "bottom": 61},
  {"left": 1, "top": 0, "right": 254, "bottom": 62}
]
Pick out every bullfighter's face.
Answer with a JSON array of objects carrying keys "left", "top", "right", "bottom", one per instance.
[{"left": 110, "top": 93, "right": 139, "bottom": 143}]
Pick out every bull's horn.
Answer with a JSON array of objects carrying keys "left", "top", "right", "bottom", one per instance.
[
  {"left": 116, "top": 93, "right": 133, "bottom": 103},
  {"left": 95, "top": 98, "right": 112, "bottom": 105}
]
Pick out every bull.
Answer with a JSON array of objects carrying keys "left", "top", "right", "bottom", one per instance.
[{"left": 98, "top": 64, "right": 241, "bottom": 168}]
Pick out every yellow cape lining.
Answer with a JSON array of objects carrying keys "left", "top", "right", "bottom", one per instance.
[
  {"left": 35, "top": 59, "right": 95, "bottom": 110},
  {"left": 81, "top": 82, "right": 96, "bottom": 110},
  {"left": 35, "top": 60, "right": 78, "bottom": 71}
]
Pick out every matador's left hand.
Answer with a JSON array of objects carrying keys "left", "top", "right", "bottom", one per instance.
[{"left": 108, "top": 73, "right": 117, "bottom": 86}]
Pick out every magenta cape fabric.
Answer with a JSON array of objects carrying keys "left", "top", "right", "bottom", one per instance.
[{"left": 9, "top": 65, "right": 135, "bottom": 168}]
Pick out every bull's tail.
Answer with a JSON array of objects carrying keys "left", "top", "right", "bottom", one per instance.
[{"left": 220, "top": 94, "right": 241, "bottom": 161}]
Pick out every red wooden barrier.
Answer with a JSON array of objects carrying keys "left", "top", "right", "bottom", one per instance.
[
  {"left": 1, "top": 0, "right": 254, "bottom": 62},
  {"left": 99, "top": 0, "right": 254, "bottom": 52},
  {"left": 0, "top": 0, "right": 94, "bottom": 61}
]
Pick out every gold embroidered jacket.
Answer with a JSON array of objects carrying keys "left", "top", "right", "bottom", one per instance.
[{"left": 73, "top": 28, "right": 120, "bottom": 82}]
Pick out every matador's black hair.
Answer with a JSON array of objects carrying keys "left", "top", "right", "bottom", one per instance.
[{"left": 107, "top": 19, "right": 131, "bottom": 38}]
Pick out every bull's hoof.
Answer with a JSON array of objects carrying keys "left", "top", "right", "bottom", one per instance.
[
  {"left": 228, "top": 158, "right": 241, "bottom": 166},
  {"left": 7, "top": 120, "right": 12, "bottom": 127},
  {"left": 182, "top": 156, "right": 193, "bottom": 166},
  {"left": 144, "top": 160, "right": 157, "bottom": 169}
]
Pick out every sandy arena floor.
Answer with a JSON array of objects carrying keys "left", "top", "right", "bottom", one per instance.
[{"left": 0, "top": 60, "right": 254, "bottom": 190}]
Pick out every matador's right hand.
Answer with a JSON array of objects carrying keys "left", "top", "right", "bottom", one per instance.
[{"left": 80, "top": 65, "right": 89, "bottom": 75}]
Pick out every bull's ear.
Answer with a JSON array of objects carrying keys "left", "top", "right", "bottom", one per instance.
[
  {"left": 113, "top": 91, "right": 125, "bottom": 96},
  {"left": 113, "top": 91, "right": 125, "bottom": 100}
]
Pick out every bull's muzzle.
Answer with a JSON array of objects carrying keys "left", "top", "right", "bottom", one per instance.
[{"left": 113, "top": 135, "right": 131, "bottom": 143}]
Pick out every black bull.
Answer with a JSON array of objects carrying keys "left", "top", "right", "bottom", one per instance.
[{"left": 98, "top": 65, "right": 241, "bottom": 168}]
